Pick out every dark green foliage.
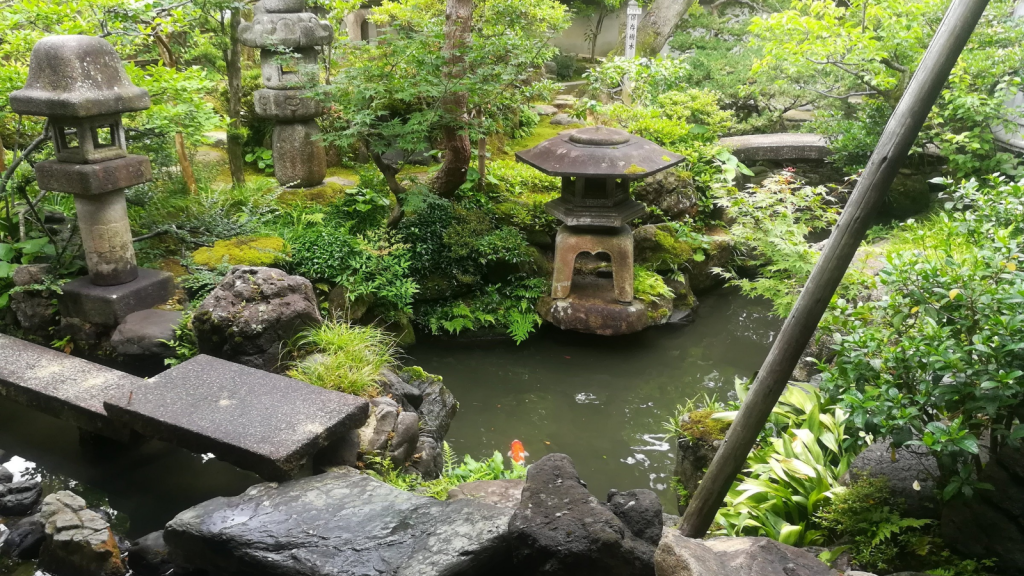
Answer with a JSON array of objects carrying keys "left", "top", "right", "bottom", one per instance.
[
  {"left": 552, "top": 51, "right": 577, "bottom": 81},
  {"left": 417, "top": 276, "right": 546, "bottom": 343},
  {"left": 817, "top": 477, "right": 932, "bottom": 571}
]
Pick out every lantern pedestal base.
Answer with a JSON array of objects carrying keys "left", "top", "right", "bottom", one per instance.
[
  {"left": 538, "top": 276, "right": 674, "bottom": 336},
  {"left": 552, "top": 225, "right": 634, "bottom": 302},
  {"left": 58, "top": 268, "right": 176, "bottom": 327}
]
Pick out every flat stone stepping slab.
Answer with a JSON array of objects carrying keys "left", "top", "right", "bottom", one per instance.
[
  {"left": 104, "top": 355, "right": 368, "bottom": 480},
  {"left": 0, "top": 334, "right": 140, "bottom": 441},
  {"left": 719, "top": 133, "right": 831, "bottom": 162},
  {"left": 165, "top": 468, "right": 515, "bottom": 576}
]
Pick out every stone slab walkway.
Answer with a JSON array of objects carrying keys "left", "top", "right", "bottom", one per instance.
[
  {"left": 103, "top": 355, "right": 369, "bottom": 480},
  {"left": 719, "top": 133, "right": 830, "bottom": 162},
  {"left": 0, "top": 334, "right": 139, "bottom": 441}
]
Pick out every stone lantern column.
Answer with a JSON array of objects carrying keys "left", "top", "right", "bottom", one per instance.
[
  {"left": 240, "top": 0, "right": 333, "bottom": 188},
  {"left": 9, "top": 35, "right": 174, "bottom": 326}
]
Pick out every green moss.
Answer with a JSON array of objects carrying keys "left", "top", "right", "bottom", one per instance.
[
  {"left": 634, "top": 266, "right": 675, "bottom": 303},
  {"left": 625, "top": 164, "right": 647, "bottom": 175},
  {"left": 493, "top": 117, "right": 572, "bottom": 163},
  {"left": 192, "top": 236, "right": 288, "bottom": 268},
  {"left": 400, "top": 365, "right": 441, "bottom": 383},
  {"left": 277, "top": 182, "right": 346, "bottom": 205},
  {"left": 679, "top": 410, "right": 730, "bottom": 443}
]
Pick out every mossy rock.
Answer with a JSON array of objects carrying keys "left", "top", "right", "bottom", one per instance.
[
  {"left": 881, "top": 173, "right": 931, "bottom": 219},
  {"left": 679, "top": 410, "right": 730, "bottom": 443},
  {"left": 277, "top": 181, "right": 347, "bottom": 205},
  {"left": 192, "top": 236, "right": 288, "bottom": 268},
  {"left": 633, "top": 224, "right": 695, "bottom": 271}
]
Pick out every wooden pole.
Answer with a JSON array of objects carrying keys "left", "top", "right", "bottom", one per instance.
[{"left": 679, "top": 0, "right": 991, "bottom": 539}]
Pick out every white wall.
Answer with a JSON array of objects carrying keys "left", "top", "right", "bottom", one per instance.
[{"left": 549, "top": 6, "right": 628, "bottom": 58}]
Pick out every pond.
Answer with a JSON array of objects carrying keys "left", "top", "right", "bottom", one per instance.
[
  {"left": 409, "top": 287, "right": 781, "bottom": 510},
  {"left": 0, "top": 288, "right": 779, "bottom": 563}
]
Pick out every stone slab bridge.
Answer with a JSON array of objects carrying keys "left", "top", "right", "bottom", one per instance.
[
  {"left": 0, "top": 334, "right": 369, "bottom": 480},
  {"left": 718, "top": 133, "right": 831, "bottom": 163}
]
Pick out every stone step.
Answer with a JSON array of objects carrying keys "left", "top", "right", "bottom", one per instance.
[
  {"left": 719, "top": 133, "right": 831, "bottom": 163},
  {"left": 0, "top": 334, "right": 139, "bottom": 441},
  {"left": 103, "top": 355, "right": 369, "bottom": 480}
]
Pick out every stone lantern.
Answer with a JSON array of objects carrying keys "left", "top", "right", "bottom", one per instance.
[
  {"left": 516, "top": 126, "right": 684, "bottom": 303},
  {"left": 240, "top": 0, "right": 333, "bottom": 188},
  {"left": 10, "top": 35, "right": 174, "bottom": 325}
]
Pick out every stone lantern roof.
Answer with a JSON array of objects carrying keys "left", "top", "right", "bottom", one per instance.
[
  {"left": 9, "top": 35, "right": 150, "bottom": 118},
  {"left": 515, "top": 126, "right": 684, "bottom": 179}
]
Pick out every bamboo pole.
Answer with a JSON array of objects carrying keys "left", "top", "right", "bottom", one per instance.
[{"left": 679, "top": 0, "right": 991, "bottom": 539}]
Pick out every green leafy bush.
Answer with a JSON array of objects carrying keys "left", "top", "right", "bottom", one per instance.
[
  {"left": 286, "top": 321, "right": 399, "bottom": 397},
  {"left": 418, "top": 277, "right": 546, "bottom": 343},
  {"left": 633, "top": 266, "right": 674, "bottom": 303},
  {"left": 816, "top": 477, "right": 932, "bottom": 572},
  {"left": 820, "top": 175, "right": 1024, "bottom": 498},
  {"left": 718, "top": 175, "right": 847, "bottom": 316},
  {"left": 714, "top": 382, "right": 857, "bottom": 547},
  {"left": 584, "top": 56, "right": 691, "bottom": 106}
]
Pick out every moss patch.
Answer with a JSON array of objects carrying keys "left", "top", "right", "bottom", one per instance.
[
  {"left": 192, "top": 236, "right": 288, "bottom": 268},
  {"left": 679, "top": 410, "right": 730, "bottom": 443},
  {"left": 492, "top": 117, "right": 572, "bottom": 163},
  {"left": 277, "top": 182, "right": 347, "bottom": 205}
]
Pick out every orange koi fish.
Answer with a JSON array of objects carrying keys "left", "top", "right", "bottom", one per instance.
[{"left": 509, "top": 439, "right": 529, "bottom": 465}]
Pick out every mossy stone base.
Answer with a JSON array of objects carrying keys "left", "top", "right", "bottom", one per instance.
[{"left": 537, "top": 276, "right": 673, "bottom": 336}]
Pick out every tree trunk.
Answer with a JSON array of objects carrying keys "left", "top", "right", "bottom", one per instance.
[
  {"left": 0, "top": 133, "right": 6, "bottom": 175},
  {"left": 226, "top": 8, "right": 246, "bottom": 187},
  {"left": 678, "top": 0, "right": 991, "bottom": 540},
  {"left": 477, "top": 136, "right": 486, "bottom": 191},
  {"left": 431, "top": 0, "right": 473, "bottom": 198},
  {"left": 369, "top": 146, "right": 405, "bottom": 228},
  {"left": 614, "top": 0, "right": 697, "bottom": 58},
  {"left": 154, "top": 33, "right": 197, "bottom": 194}
]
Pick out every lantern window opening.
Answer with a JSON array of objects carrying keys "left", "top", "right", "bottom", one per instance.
[{"left": 55, "top": 125, "right": 80, "bottom": 153}]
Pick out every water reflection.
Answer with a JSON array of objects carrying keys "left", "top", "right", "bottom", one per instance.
[{"left": 409, "top": 288, "right": 781, "bottom": 511}]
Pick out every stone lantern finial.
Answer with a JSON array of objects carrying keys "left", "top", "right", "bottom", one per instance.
[{"left": 9, "top": 35, "right": 174, "bottom": 327}]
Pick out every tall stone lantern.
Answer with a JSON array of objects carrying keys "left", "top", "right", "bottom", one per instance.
[
  {"left": 10, "top": 35, "right": 174, "bottom": 326},
  {"left": 516, "top": 126, "right": 684, "bottom": 303},
  {"left": 240, "top": 0, "right": 333, "bottom": 188}
]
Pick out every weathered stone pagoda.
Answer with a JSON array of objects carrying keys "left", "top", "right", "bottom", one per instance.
[
  {"left": 9, "top": 35, "right": 174, "bottom": 326},
  {"left": 240, "top": 0, "right": 333, "bottom": 188}
]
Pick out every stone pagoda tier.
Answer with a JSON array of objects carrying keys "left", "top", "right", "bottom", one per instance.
[{"left": 240, "top": 0, "right": 333, "bottom": 188}]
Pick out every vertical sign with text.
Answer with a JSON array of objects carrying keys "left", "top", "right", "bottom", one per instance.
[{"left": 624, "top": 0, "right": 641, "bottom": 59}]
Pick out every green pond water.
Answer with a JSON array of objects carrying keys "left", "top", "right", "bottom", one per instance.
[
  {"left": 0, "top": 288, "right": 779, "bottom": 555},
  {"left": 409, "top": 287, "right": 781, "bottom": 510}
]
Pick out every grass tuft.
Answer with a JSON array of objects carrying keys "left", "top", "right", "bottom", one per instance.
[{"left": 287, "top": 321, "right": 399, "bottom": 397}]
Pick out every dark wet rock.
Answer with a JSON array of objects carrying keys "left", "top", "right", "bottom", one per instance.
[
  {"left": 390, "top": 410, "right": 420, "bottom": 465},
  {"left": 655, "top": 529, "right": 726, "bottom": 576},
  {"left": 164, "top": 468, "right": 515, "bottom": 576},
  {"left": 0, "top": 466, "right": 12, "bottom": 484},
  {"left": 633, "top": 170, "right": 700, "bottom": 222},
  {"left": 704, "top": 536, "right": 839, "bottom": 576},
  {"left": 193, "top": 266, "right": 322, "bottom": 372},
  {"left": 38, "top": 491, "right": 126, "bottom": 576},
  {"left": 9, "top": 263, "right": 58, "bottom": 338},
  {"left": 402, "top": 369, "right": 458, "bottom": 443},
  {"left": 0, "top": 480, "right": 42, "bottom": 516},
  {"left": 606, "top": 489, "right": 664, "bottom": 546},
  {"left": 533, "top": 104, "right": 559, "bottom": 116},
  {"left": 379, "top": 368, "right": 423, "bottom": 410},
  {"left": 1, "top": 515, "right": 46, "bottom": 560},
  {"left": 406, "top": 435, "right": 444, "bottom": 479},
  {"left": 127, "top": 531, "right": 175, "bottom": 576},
  {"left": 356, "top": 397, "right": 419, "bottom": 467},
  {"left": 313, "top": 429, "right": 361, "bottom": 471},
  {"left": 674, "top": 436, "right": 720, "bottom": 514},
  {"left": 110, "top": 309, "right": 182, "bottom": 358},
  {"left": 849, "top": 440, "right": 940, "bottom": 520},
  {"left": 448, "top": 479, "right": 525, "bottom": 509},
  {"left": 940, "top": 444, "right": 1024, "bottom": 575},
  {"left": 508, "top": 453, "right": 655, "bottom": 576},
  {"left": 538, "top": 276, "right": 673, "bottom": 336}
]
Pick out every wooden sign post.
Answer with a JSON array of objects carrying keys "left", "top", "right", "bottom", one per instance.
[
  {"left": 678, "top": 0, "right": 992, "bottom": 539},
  {"left": 622, "top": 0, "right": 641, "bottom": 105}
]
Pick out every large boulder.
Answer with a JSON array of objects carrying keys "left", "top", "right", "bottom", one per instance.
[
  {"left": 193, "top": 266, "right": 322, "bottom": 372},
  {"left": 704, "top": 537, "right": 839, "bottom": 576},
  {"left": 655, "top": 529, "right": 726, "bottom": 576},
  {"left": 110, "top": 309, "right": 182, "bottom": 358},
  {"left": 0, "top": 465, "right": 12, "bottom": 484},
  {"left": 848, "top": 440, "right": 941, "bottom": 520},
  {"left": 633, "top": 224, "right": 731, "bottom": 295},
  {"left": 633, "top": 170, "right": 701, "bottom": 222},
  {"left": 0, "top": 479, "right": 42, "bottom": 516},
  {"left": 0, "top": 515, "right": 46, "bottom": 560},
  {"left": 508, "top": 454, "right": 656, "bottom": 576},
  {"left": 127, "top": 531, "right": 176, "bottom": 576},
  {"left": 401, "top": 368, "right": 458, "bottom": 443},
  {"left": 356, "top": 396, "right": 420, "bottom": 467},
  {"left": 164, "top": 468, "right": 516, "bottom": 576},
  {"left": 607, "top": 489, "right": 664, "bottom": 546},
  {"left": 940, "top": 444, "right": 1024, "bottom": 575},
  {"left": 38, "top": 491, "right": 126, "bottom": 576}
]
